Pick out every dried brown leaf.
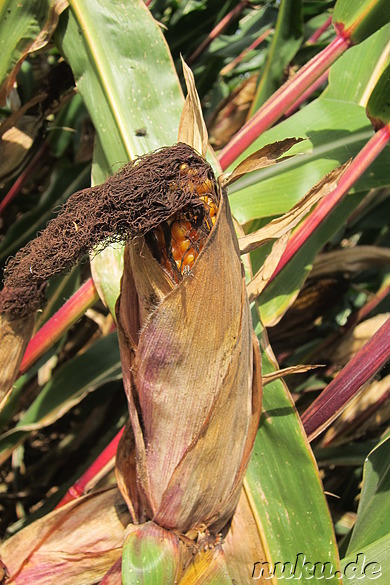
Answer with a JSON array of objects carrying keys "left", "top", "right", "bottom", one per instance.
[
  {"left": 322, "top": 374, "right": 390, "bottom": 446},
  {"left": 224, "top": 486, "right": 274, "bottom": 585},
  {"left": 0, "top": 314, "right": 34, "bottom": 409},
  {"left": 0, "top": 1, "right": 68, "bottom": 105},
  {"left": 246, "top": 232, "right": 290, "bottom": 301},
  {"left": 311, "top": 246, "right": 390, "bottom": 278},
  {"left": 209, "top": 74, "right": 258, "bottom": 150},
  {"left": 1, "top": 487, "right": 129, "bottom": 585},
  {"left": 238, "top": 162, "right": 351, "bottom": 255},
  {"left": 328, "top": 313, "right": 389, "bottom": 367},
  {"left": 178, "top": 59, "right": 208, "bottom": 157},
  {"left": 221, "top": 137, "right": 304, "bottom": 187},
  {"left": 262, "top": 363, "right": 324, "bottom": 386}
]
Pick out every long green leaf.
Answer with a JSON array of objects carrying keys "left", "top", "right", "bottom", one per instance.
[
  {"left": 243, "top": 316, "right": 341, "bottom": 584},
  {"left": 341, "top": 534, "right": 390, "bottom": 584},
  {"left": 55, "top": 0, "right": 183, "bottom": 167},
  {"left": 346, "top": 436, "right": 390, "bottom": 554}
]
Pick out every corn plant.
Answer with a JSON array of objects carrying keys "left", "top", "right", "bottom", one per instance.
[{"left": 0, "top": 0, "right": 389, "bottom": 584}]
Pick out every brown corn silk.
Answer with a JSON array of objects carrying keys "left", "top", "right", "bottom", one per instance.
[{"left": 0, "top": 143, "right": 215, "bottom": 317}]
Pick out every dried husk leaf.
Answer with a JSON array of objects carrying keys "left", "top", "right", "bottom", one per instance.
[
  {"left": 322, "top": 373, "right": 390, "bottom": 447},
  {"left": 178, "top": 59, "right": 208, "bottom": 157},
  {"left": 0, "top": 1, "right": 68, "bottom": 106},
  {"left": 311, "top": 245, "right": 390, "bottom": 278},
  {"left": 179, "top": 545, "right": 233, "bottom": 585},
  {"left": 220, "top": 138, "right": 304, "bottom": 187},
  {"left": 224, "top": 486, "right": 274, "bottom": 585},
  {"left": 0, "top": 487, "right": 129, "bottom": 585},
  {"left": 262, "top": 363, "right": 323, "bottom": 386},
  {"left": 238, "top": 162, "right": 351, "bottom": 256},
  {"left": 0, "top": 313, "right": 34, "bottom": 407},
  {"left": 116, "top": 188, "right": 262, "bottom": 535},
  {"left": 326, "top": 313, "right": 389, "bottom": 367},
  {"left": 99, "top": 559, "right": 122, "bottom": 584},
  {"left": 246, "top": 232, "right": 290, "bottom": 301}
]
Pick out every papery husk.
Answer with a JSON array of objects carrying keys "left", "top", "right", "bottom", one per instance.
[
  {"left": 0, "top": 487, "right": 129, "bottom": 585},
  {"left": 116, "top": 186, "right": 262, "bottom": 537},
  {"left": 224, "top": 486, "right": 274, "bottom": 585},
  {"left": 179, "top": 545, "right": 233, "bottom": 585}
]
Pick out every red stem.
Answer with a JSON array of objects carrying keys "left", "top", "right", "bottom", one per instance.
[
  {"left": 56, "top": 426, "right": 124, "bottom": 508},
  {"left": 302, "top": 317, "right": 390, "bottom": 441},
  {"left": 0, "top": 143, "right": 48, "bottom": 216},
  {"left": 19, "top": 278, "right": 99, "bottom": 374},
  {"left": 307, "top": 15, "right": 333, "bottom": 45},
  {"left": 220, "top": 27, "right": 273, "bottom": 76},
  {"left": 270, "top": 123, "right": 390, "bottom": 283},
  {"left": 283, "top": 70, "right": 328, "bottom": 117},
  {"left": 188, "top": 1, "right": 248, "bottom": 64},
  {"left": 218, "top": 34, "right": 349, "bottom": 170}
]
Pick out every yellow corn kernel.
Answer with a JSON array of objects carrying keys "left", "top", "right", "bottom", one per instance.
[{"left": 178, "top": 239, "right": 190, "bottom": 254}]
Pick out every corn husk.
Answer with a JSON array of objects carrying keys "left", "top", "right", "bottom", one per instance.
[
  {"left": 116, "top": 187, "right": 262, "bottom": 537},
  {"left": 0, "top": 487, "right": 129, "bottom": 585}
]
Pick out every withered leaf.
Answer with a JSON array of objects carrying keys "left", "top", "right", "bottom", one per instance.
[
  {"left": 178, "top": 58, "right": 208, "bottom": 157},
  {"left": 221, "top": 137, "right": 304, "bottom": 187},
  {"left": 238, "top": 161, "right": 351, "bottom": 256},
  {"left": 0, "top": 314, "right": 34, "bottom": 409}
]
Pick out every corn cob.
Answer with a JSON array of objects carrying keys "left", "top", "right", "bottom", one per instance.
[{"left": 147, "top": 163, "right": 219, "bottom": 282}]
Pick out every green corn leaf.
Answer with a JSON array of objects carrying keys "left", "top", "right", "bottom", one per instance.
[
  {"left": 341, "top": 534, "right": 390, "bottom": 584},
  {"left": 333, "top": 0, "right": 390, "bottom": 45},
  {"left": 346, "top": 436, "right": 390, "bottom": 554},
  {"left": 366, "top": 64, "right": 390, "bottom": 128},
  {"left": 242, "top": 316, "right": 342, "bottom": 584}
]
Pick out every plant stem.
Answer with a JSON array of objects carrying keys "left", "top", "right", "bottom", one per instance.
[
  {"left": 56, "top": 426, "right": 124, "bottom": 508},
  {"left": 0, "top": 144, "right": 48, "bottom": 216},
  {"left": 218, "top": 34, "right": 349, "bottom": 169},
  {"left": 283, "top": 70, "right": 328, "bottom": 117},
  {"left": 302, "top": 317, "right": 390, "bottom": 441},
  {"left": 188, "top": 1, "right": 248, "bottom": 64},
  {"left": 19, "top": 278, "right": 99, "bottom": 374},
  {"left": 270, "top": 123, "right": 390, "bottom": 282},
  {"left": 307, "top": 15, "right": 333, "bottom": 45},
  {"left": 220, "top": 28, "right": 273, "bottom": 76}
]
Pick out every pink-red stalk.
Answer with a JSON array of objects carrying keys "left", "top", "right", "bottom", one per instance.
[
  {"left": 269, "top": 123, "right": 390, "bottom": 283},
  {"left": 302, "top": 317, "right": 390, "bottom": 441},
  {"left": 307, "top": 15, "right": 333, "bottom": 45},
  {"left": 56, "top": 426, "right": 124, "bottom": 508},
  {"left": 283, "top": 70, "right": 328, "bottom": 117},
  {"left": 0, "top": 143, "right": 48, "bottom": 216},
  {"left": 220, "top": 28, "right": 273, "bottom": 76},
  {"left": 19, "top": 277, "right": 99, "bottom": 374},
  {"left": 188, "top": 1, "right": 248, "bottom": 64},
  {"left": 218, "top": 34, "right": 349, "bottom": 169}
]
